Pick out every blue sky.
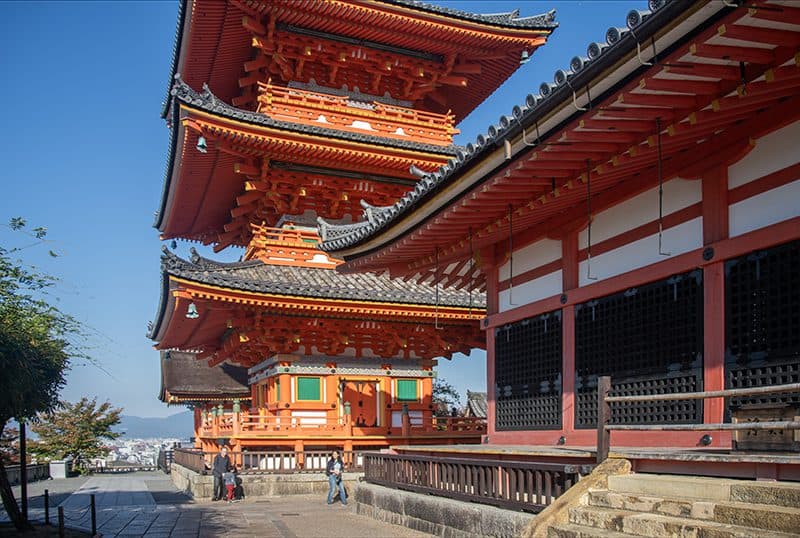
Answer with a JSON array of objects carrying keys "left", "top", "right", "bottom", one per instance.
[{"left": 0, "top": 1, "right": 632, "bottom": 417}]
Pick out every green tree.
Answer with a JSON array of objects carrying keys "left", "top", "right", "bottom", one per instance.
[
  {"left": 30, "top": 397, "right": 122, "bottom": 468},
  {"left": 0, "top": 218, "right": 79, "bottom": 530},
  {"left": 433, "top": 378, "right": 462, "bottom": 415}
]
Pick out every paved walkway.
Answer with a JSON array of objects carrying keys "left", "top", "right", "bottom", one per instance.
[{"left": 2, "top": 472, "right": 429, "bottom": 537}]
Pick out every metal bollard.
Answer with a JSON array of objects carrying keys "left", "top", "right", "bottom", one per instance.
[
  {"left": 58, "top": 506, "right": 64, "bottom": 537},
  {"left": 91, "top": 493, "right": 96, "bottom": 536},
  {"left": 44, "top": 489, "right": 50, "bottom": 525}
]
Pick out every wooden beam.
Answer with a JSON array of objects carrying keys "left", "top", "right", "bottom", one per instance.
[
  {"left": 689, "top": 43, "right": 774, "bottom": 65},
  {"left": 718, "top": 24, "right": 800, "bottom": 48},
  {"left": 234, "top": 163, "right": 261, "bottom": 176}
]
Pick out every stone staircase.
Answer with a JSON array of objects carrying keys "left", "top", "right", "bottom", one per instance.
[{"left": 548, "top": 473, "right": 800, "bottom": 537}]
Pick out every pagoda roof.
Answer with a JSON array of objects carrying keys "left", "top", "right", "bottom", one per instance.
[
  {"left": 364, "top": 1, "right": 556, "bottom": 30},
  {"left": 159, "top": 350, "right": 250, "bottom": 403},
  {"left": 157, "top": 246, "right": 483, "bottom": 310},
  {"left": 149, "top": 247, "right": 486, "bottom": 364},
  {"left": 317, "top": 0, "right": 800, "bottom": 284},
  {"left": 161, "top": 0, "right": 556, "bottom": 121},
  {"left": 466, "top": 390, "right": 488, "bottom": 419},
  {"left": 154, "top": 79, "right": 458, "bottom": 238},
  {"left": 317, "top": 0, "right": 692, "bottom": 254}
]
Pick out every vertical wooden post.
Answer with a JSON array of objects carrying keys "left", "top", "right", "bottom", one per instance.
[
  {"left": 90, "top": 493, "right": 96, "bottom": 536},
  {"left": 702, "top": 166, "right": 729, "bottom": 430},
  {"left": 401, "top": 404, "right": 411, "bottom": 438},
  {"left": 597, "top": 376, "right": 611, "bottom": 463},
  {"left": 561, "top": 232, "right": 578, "bottom": 438},
  {"left": 58, "top": 507, "right": 64, "bottom": 537},
  {"left": 44, "top": 489, "right": 49, "bottom": 525},
  {"left": 19, "top": 420, "right": 27, "bottom": 522}
]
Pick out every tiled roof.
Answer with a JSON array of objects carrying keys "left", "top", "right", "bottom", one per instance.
[
  {"left": 171, "top": 77, "right": 460, "bottom": 156},
  {"left": 386, "top": 1, "right": 557, "bottom": 29},
  {"left": 466, "top": 390, "right": 488, "bottom": 419},
  {"left": 159, "top": 350, "right": 250, "bottom": 402},
  {"left": 160, "top": 0, "right": 557, "bottom": 118},
  {"left": 161, "top": 247, "right": 486, "bottom": 308},
  {"left": 318, "top": 0, "right": 683, "bottom": 252},
  {"left": 153, "top": 77, "right": 459, "bottom": 229}
]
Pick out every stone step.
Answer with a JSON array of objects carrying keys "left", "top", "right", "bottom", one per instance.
[
  {"left": 548, "top": 522, "right": 636, "bottom": 538},
  {"left": 589, "top": 490, "right": 800, "bottom": 534},
  {"left": 568, "top": 505, "right": 800, "bottom": 538},
  {"left": 607, "top": 473, "right": 800, "bottom": 507}
]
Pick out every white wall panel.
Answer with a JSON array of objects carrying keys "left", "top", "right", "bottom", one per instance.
[
  {"left": 578, "top": 218, "right": 702, "bottom": 287},
  {"left": 729, "top": 120, "right": 800, "bottom": 189},
  {"left": 498, "top": 270, "right": 562, "bottom": 313},
  {"left": 729, "top": 179, "right": 800, "bottom": 237},
  {"left": 499, "top": 238, "right": 561, "bottom": 281},
  {"left": 579, "top": 178, "right": 701, "bottom": 249}
]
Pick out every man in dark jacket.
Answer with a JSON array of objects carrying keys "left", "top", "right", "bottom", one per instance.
[{"left": 211, "top": 446, "right": 232, "bottom": 501}]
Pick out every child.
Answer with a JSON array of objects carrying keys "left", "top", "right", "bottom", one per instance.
[{"left": 222, "top": 470, "right": 236, "bottom": 502}]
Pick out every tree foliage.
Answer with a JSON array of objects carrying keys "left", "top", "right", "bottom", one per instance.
[
  {"left": 0, "top": 218, "right": 77, "bottom": 427},
  {"left": 0, "top": 218, "right": 81, "bottom": 529},
  {"left": 433, "top": 378, "right": 461, "bottom": 414},
  {"left": 30, "top": 397, "right": 122, "bottom": 465}
]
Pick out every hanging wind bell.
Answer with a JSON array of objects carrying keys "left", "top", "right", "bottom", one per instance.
[
  {"left": 196, "top": 136, "right": 208, "bottom": 153},
  {"left": 656, "top": 118, "right": 671, "bottom": 256},
  {"left": 586, "top": 160, "right": 598, "bottom": 280},
  {"left": 186, "top": 301, "right": 200, "bottom": 319}
]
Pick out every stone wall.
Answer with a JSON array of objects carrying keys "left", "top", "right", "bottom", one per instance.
[
  {"left": 354, "top": 482, "right": 535, "bottom": 538},
  {"left": 170, "top": 463, "right": 359, "bottom": 500}
]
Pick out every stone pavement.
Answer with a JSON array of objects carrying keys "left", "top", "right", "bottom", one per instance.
[{"left": 2, "top": 472, "right": 430, "bottom": 537}]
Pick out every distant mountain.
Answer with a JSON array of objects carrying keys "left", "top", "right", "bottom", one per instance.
[{"left": 115, "top": 411, "right": 194, "bottom": 439}]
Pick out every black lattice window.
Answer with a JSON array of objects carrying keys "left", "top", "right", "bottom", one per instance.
[
  {"left": 495, "top": 310, "right": 562, "bottom": 430},
  {"left": 575, "top": 269, "right": 704, "bottom": 429},
  {"left": 725, "top": 239, "right": 800, "bottom": 409}
]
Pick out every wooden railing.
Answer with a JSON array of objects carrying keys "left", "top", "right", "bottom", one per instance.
[
  {"left": 173, "top": 448, "right": 206, "bottom": 473},
  {"left": 596, "top": 376, "right": 800, "bottom": 462},
  {"left": 200, "top": 411, "right": 485, "bottom": 438},
  {"left": 172, "top": 448, "right": 364, "bottom": 475},
  {"left": 364, "top": 452, "right": 593, "bottom": 513},
  {"left": 256, "top": 81, "right": 457, "bottom": 145}
]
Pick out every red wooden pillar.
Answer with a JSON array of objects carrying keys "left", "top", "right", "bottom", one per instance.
[
  {"left": 484, "top": 261, "right": 499, "bottom": 440},
  {"left": 485, "top": 326, "right": 496, "bottom": 441},
  {"left": 702, "top": 166, "right": 729, "bottom": 426},
  {"left": 561, "top": 231, "right": 578, "bottom": 435}
]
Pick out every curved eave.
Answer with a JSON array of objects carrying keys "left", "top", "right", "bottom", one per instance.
[
  {"left": 156, "top": 87, "right": 460, "bottom": 239},
  {"left": 320, "top": 0, "right": 717, "bottom": 264},
  {"left": 160, "top": 0, "right": 557, "bottom": 122},
  {"left": 171, "top": 275, "right": 486, "bottom": 318},
  {"left": 148, "top": 269, "right": 177, "bottom": 344}
]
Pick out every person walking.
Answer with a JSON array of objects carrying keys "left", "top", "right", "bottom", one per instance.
[
  {"left": 325, "top": 449, "right": 347, "bottom": 506},
  {"left": 211, "top": 446, "right": 233, "bottom": 501}
]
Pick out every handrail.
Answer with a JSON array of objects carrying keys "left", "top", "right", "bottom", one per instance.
[
  {"left": 172, "top": 448, "right": 365, "bottom": 474},
  {"left": 255, "top": 81, "right": 457, "bottom": 145},
  {"left": 605, "top": 382, "right": 800, "bottom": 403},
  {"left": 596, "top": 376, "right": 800, "bottom": 463},
  {"left": 364, "top": 452, "right": 593, "bottom": 513}
]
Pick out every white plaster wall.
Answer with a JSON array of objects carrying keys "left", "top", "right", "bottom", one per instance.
[
  {"left": 578, "top": 217, "right": 702, "bottom": 287},
  {"left": 578, "top": 178, "right": 701, "bottom": 248},
  {"left": 499, "top": 238, "right": 561, "bottom": 281},
  {"left": 728, "top": 120, "right": 800, "bottom": 189},
  {"left": 729, "top": 179, "right": 800, "bottom": 237},
  {"left": 498, "top": 269, "right": 562, "bottom": 313}
]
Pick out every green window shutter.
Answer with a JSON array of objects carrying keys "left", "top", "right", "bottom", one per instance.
[
  {"left": 396, "top": 379, "right": 417, "bottom": 401},
  {"left": 276, "top": 379, "right": 281, "bottom": 402},
  {"left": 297, "top": 377, "right": 321, "bottom": 401}
]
